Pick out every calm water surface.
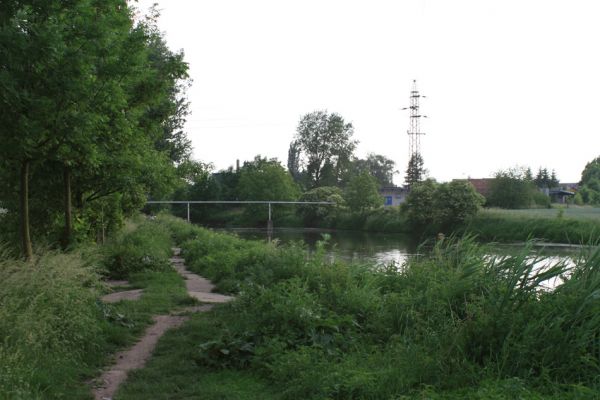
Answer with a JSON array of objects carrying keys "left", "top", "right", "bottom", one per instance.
[
  {"left": 221, "top": 228, "right": 418, "bottom": 265},
  {"left": 219, "top": 228, "right": 582, "bottom": 270}
]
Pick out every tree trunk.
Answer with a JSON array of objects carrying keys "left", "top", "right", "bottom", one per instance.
[
  {"left": 20, "top": 160, "right": 33, "bottom": 260},
  {"left": 62, "top": 166, "right": 72, "bottom": 249}
]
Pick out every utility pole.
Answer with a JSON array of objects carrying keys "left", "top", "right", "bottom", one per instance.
[
  {"left": 404, "top": 79, "right": 426, "bottom": 160},
  {"left": 402, "top": 80, "right": 427, "bottom": 188}
]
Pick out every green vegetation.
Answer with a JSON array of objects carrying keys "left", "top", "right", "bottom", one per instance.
[
  {"left": 578, "top": 156, "right": 600, "bottom": 204},
  {"left": 289, "top": 110, "right": 357, "bottom": 188},
  {"left": 0, "top": 218, "right": 190, "bottom": 399},
  {"left": 487, "top": 168, "right": 551, "bottom": 209},
  {"left": 402, "top": 179, "right": 484, "bottom": 234},
  {"left": 0, "top": 1, "right": 191, "bottom": 258},
  {"left": 115, "top": 314, "right": 282, "bottom": 400},
  {"left": 465, "top": 208, "right": 600, "bottom": 243},
  {"left": 103, "top": 218, "right": 174, "bottom": 278},
  {"left": 344, "top": 172, "right": 382, "bottom": 213},
  {"left": 120, "top": 215, "right": 600, "bottom": 399},
  {"left": 404, "top": 152, "right": 426, "bottom": 188}
]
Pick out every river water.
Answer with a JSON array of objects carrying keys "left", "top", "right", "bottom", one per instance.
[{"left": 221, "top": 228, "right": 581, "bottom": 272}]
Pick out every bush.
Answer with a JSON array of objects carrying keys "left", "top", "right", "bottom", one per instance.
[
  {"left": 103, "top": 218, "right": 173, "bottom": 278},
  {"left": 296, "top": 186, "right": 344, "bottom": 227}
]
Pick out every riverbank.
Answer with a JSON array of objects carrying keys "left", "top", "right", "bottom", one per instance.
[
  {"left": 181, "top": 205, "right": 600, "bottom": 245},
  {"left": 116, "top": 214, "right": 600, "bottom": 399}
]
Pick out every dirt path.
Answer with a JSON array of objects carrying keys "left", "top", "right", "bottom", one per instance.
[{"left": 92, "top": 248, "right": 233, "bottom": 400}]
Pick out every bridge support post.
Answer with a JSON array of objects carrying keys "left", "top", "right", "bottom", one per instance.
[
  {"left": 267, "top": 203, "right": 273, "bottom": 230},
  {"left": 187, "top": 202, "right": 190, "bottom": 223}
]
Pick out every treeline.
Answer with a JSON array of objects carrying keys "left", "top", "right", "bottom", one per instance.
[
  {"left": 167, "top": 110, "right": 484, "bottom": 234},
  {"left": 0, "top": 2, "right": 192, "bottom": 258}
]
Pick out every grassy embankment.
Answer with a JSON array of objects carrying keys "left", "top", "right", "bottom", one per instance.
[
  {"left": 0, "top": 218, "right": 193, "bottom": 399},
  {"left": 464, "top": 207, "right": 600, "bottom": 244},
  {"left": 174, "top": 203, "right": 600, "bottom": 245},
  {"left": 117, "top": 214, "right": 600, "bottom": 399}
]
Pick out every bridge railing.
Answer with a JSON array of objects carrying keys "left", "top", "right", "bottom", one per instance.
[{"left": 146, "top": 200, "right": 335, "bottom": 227}]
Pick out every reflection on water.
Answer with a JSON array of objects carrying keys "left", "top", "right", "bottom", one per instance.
[
  {"left": 219, "top": 228, "right": 583, "bottom": 289},
  {"left": 220, "top": 228, "right": 418, "bottom": 265}
]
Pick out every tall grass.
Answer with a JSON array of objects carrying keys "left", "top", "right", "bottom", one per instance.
[
  {"left": 0, "top": 216, "right": 184, "bottom": 399},
  {"left": 102, "top": 218, "right": 174, "bottom": 278},
  {"left": 159, "top": 215, "right": 600, "bottom": 398},
  {"left": 0, "top": 248, "right": 107, "bottom": 399},
  {"left": 465, "top": 209, "right": 600, "bottom": 243}
]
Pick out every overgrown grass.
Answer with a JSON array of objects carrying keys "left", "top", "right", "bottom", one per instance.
[
  {"left": 465, "top": 208, "right": 600, "bottom": 243},
  {"left": 0, "top": 248, "right": 106, "bottom": 399},
  {"left": 0, "top": 216, "right": 191, "bottom": 399},
  {"left": 115, "top": 313, "right": 282, "bottom": 400},
  {"left": 102, "top": 218, "right": 174, "bottom": 278},
  {"left": 150, "top": 215, "right": 600, "bottom": 399}
]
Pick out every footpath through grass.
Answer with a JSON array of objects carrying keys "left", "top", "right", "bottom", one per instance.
[
  {"left": 0, "top": 217, "right": 192, "bottom": 399},
  {"left": 113, "top": 214, "right": 600, "bottom": 399}
]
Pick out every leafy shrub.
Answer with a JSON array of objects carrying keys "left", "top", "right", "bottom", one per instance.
[{"left": 103, "top": 219, "right": 173, "bottom": 278}]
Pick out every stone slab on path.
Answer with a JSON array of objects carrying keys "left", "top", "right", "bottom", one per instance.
[
  {"left": 170, "top": 249, "right": 234, "bottom": 304},
  {"left": 101, "top": 289, "right": 144, "bottom": 304},
  {"left": 92, "top": 247, "right": 234, "bottom": 399}
]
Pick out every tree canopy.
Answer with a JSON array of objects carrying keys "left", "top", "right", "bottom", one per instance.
[
  {"left": 578, "top": 156, "right": 600, "bottom": 204},
  {"left": 349, "top": 153, "right": 397, "bottom": 187},
  {"left": 405, "top": 153, "right": 426, "bottom": 188},
  {"left": 290, "top": 111, "right": 357, "bottom": 188},
  {"left": 344, "top": 172, "right": 382, "bottom": 213},
  {"left": 0, "top": 1, "right": 191, "bottom": 256}
]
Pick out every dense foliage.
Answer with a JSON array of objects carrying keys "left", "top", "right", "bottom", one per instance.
[
  {"left": 0, "top": 1, "right": 190, "bottom": 257},
  {"left": 290, "top": 111, "right": 357, "bottom": 188},
  {"left": 403, "top": 179, "right": 484, "bottom": 234},
  {"left": 344, "top": 172, "right": 382, "bottom": 213},
  {"left": 158, "top": 215, "right": 600, "bottom": 399},
  {"left": 404, "top": 152, "right": 426, "bottom": 188},
  {"left": 487, "top": 168, "right": 550, "bottom": 209},
  {"left": 296, "top": 186, "right": 344, "bottom": 226},
  {"left": 579, "top": 156, "right": 600, "bottom": 204},
  {"left": 0, "top": 217, "right": 189, "bottom": 398}
]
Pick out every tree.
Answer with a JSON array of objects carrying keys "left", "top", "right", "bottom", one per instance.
[
  {"left": 237, "top": 156, "right": 300, "bottom": 224},
  {"left": 348, "top": 153, "right": 397, "bottom": 187},
  {"left": 0, "top": 1, "right": 191, "bottom": 254},
  {"left": 405, "top": 153, "right": 426, "bottom": 188},
  {"left": 578, "top": 156, "right": 600, "bottom": 204},
  {"left": 296, "top": 186, "right": 344, "bottom": 226},
  {"left": 344, "top": 172, "right": 382, "bottom": 213},
  {"left": 402, "top": 179, "right": 483, "bottom": 233},
  {"left": 533, "top": 166, "right": 559, "bottom": 189},
  {"left": 292, "top": 111, "right": 357, "bottom": 188},
  {"left": 238, "top": 156, "right": 299, "bottom": 201},
  {"left": 402, "top": 179, "right": 437, "bottom": 229},
  {"left": 487, "top": 168, "right": 540, "bottom": 209},
  {"left": 434, "top": 181, "right": 484, "bottom": 230},
  {"left": 287, "top": 140, "right": 303, "bottom": 184}
]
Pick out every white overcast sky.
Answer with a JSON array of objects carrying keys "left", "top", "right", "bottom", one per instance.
[{"left": 133, "top": 0, "right": 600, "bottom": 184}]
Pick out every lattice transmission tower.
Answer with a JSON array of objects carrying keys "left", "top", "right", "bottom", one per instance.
[{"left": 402, "top": 79, "right": 426, "bottom": 160}]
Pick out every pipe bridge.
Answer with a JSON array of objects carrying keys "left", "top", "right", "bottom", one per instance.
[{"left": 146, "top": 200, "right": 335, "bottom": 230}]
